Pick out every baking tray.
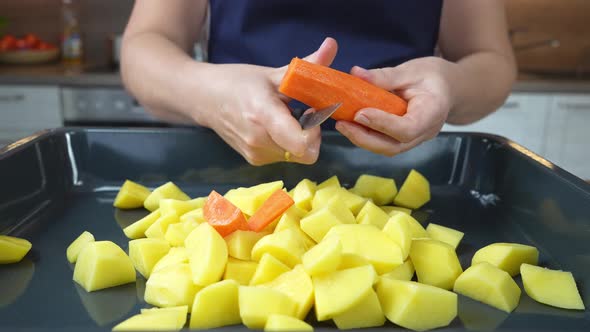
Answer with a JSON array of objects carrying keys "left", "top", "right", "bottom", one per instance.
[{"left": 0, "top": 127, "right": 589, "bottom": 332}]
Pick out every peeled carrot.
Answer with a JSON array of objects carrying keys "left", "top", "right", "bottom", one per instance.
[
  {"left": 279, "top": 57, "right": 407, "bottom": 121},
  {"left": 204, "top": 190, "right": 249, "bottom": 237},
  {"left": 248, "top": 189, "right": 294, "bottom": 232}
]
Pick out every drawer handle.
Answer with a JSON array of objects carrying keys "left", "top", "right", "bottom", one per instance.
[
  {"left": 0, "top": 94, "right": 25, "bottom": 102},
  {"left": 558, "top": 102, "right": 590, "bottom": 110},
  {"left": 502, "top": 101, "right": 520, "bottom": 109}
]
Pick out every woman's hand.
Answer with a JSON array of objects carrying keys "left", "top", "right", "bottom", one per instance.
[{"left": 335, "top": 57, "right": 460, "bottom": 157}]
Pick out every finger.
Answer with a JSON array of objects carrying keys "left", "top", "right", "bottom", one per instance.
[
  {"left": 350, "top": 64, "right": 414, "bottom": 91},
  {"left": 335, "top": 121, "right": 422, "bottom": 157},
  {"left": 263, "top": 98, "right": 313, "bottom": 158}
]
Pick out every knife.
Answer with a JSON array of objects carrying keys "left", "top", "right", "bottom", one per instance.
[{"left": 298, "top": 103, "right": 342, "bottom": 130}]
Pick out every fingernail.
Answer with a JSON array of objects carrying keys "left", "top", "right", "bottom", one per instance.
[
  {"left": 355, "top": 113, "right": 369, "bottom": 125},
  {"left": 354, "top": 66, "right": 369, "bottom": 75},
  {"left": 320, "top": 37, "right": 329, "bottom": 49}
]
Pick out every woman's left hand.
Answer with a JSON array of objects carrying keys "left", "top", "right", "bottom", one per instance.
[{"left": 335, "top": 57, "right": 460, "bottom": 156}]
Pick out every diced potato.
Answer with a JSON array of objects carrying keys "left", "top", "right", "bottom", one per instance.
[
  {"left": 179, "top": 208, "right": 205, "bottom": 224},
  {"left": 239, "top": 286, "right": 298, "bottom": 329},
  {"left": 224, "top": 258, "right": 258, "bottom": 285},
  {"left": 380, "top": 260, "right": 415, "bottom": 281},
  {"left": 262, "top": 265, "right": 314, "bottom": 320},
  {"left": 341, "top": 190, "right": 368, "bottom": 215},
  {"left": 312, "top": 187, "right": 366, "bottom": 216},
  {"left": 338, "top": 254, "right": 371, "bottom": 270},
  {"left": 225, "top": 230, "right": 268, "bottom": 261},
  {"left": 409, "top": 238, "right": 463, "bottom": 290},
  {"left": 302, "top": 237, "right": 342, "bottom": 277},
  {"left": 351, "top": 174, "right": 397, "bottom": 206},
  {"left": 225, "top": 180, "right": 284, "bottom": 216},
  {"left": 399, "top": 212, "right": 428, "bottom": 239},
  {"left": 313, "top": 265, "right": 377, "bottom": 321},
  {"left": 521, "top": 263, "right": 585, "bottom": 310},
  {"left": 185, "top": 223, "right": 228, "bottom": 286},
  {"left": 317, "top": 175, "right": 340, "bottom": 190},
  {"left": 454, "top": 262, "right": 521, "bottom": 312},
  {"left": 300, "top": 199, "right": 354, "bottom": 243},
  {"left": 152, "top": 247, "right": 188, "bottom": 273},
  {"left": 264, "top": 314, "right": 313, "bottom": 332},
  {"left": 159, "top": 197, "right": 206, "bottom": 217},
  {"left": 113, "top": 180, "right": 151, "bottom": 209},
  {"left": 325, "top": 224, "right": 403, "bottom": 274},
  {"left": 123, "top": 210, "right": 161, "bottom": 240},
  {"left": 250, "top": 253, "right": 291, "bottom": 286},
  {"left": 291, "top": 179, "right": 317, "bottom": 211},
  {"left": 393, "top": 169, "right": 430, "bottom": 209},
  {"left": 426, "top": 223, "right": 464, "bottom": 249},
  {"left": 0, "top": 235, "right": 32, "bottom": 264},
  {"left": 144, "top": 263, "right": 200, "bottom": 310},
  {"left": 356, "top": 201, "right": 389, "bottom": 229},
  {"left": 144, "top": 182, "right": 190, "bottom": 212},
  {"left": 112, "top": 310, "right": 186, "bottom": 331},
  {"left": 129, "top": 238, "right": 171, "bottom": 278},
  {"left": 251, "top": 229, "right": 306, "bottom": 268},
  {"left": 73, "top": 241, "right": 136, "bottom": 292},
  {"left": 274, "top": 213, "right": 316, "bottom": 250},
  {"left": 376, "top": 278, "right": 457, "bottom": 332},
  {"left": 190, "top": 280, "right": 241, "bottom": 329},
  {"left": 381, "top": 205, "right": 412, "bottom": 215},
  {"left": 145, "top": 213, "right": 180, "bottom": 239},
  {"left": 66, "top": 231, "right": 94, "bottom": 264},
  {"left": 140, "top": 305, "right": 188, "bottom": 315},
  {"left": 164, "top": 219, "right": 199, "bottom": 247},
  {"left": 382, "top": 214, "right": 412, "bottom": 260},
  {"left": 472, "top": 242, "right": 539, "bottom": 277},
  {"left": 333, "top": 289, "right": 385, "bottom": 329}
]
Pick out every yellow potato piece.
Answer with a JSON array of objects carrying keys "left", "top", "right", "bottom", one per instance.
[
  {"left": 152, "top": 247, "right": 188, "bottom": 273},
  {"left": 144, "top": 263, "right": 200, "bottom": 310},
  {"left": 312, "top": 187, "right": 366, "bottom": 216},
  {"left": 265, "top": 314, "right": 313, "bottom": 331},
  {"left": 262, "top": 265, "right": 314, "bottom": 320},
  {"left": 274, "top": 212, "right": 316, "bottom": 250},
  {"left": 159, "top": 197, "right": 205, "bottom": 217},
  {"left": 382, "top": 214, "right": 413, "bottom": 260},
  {"left": 325, "top": 224, "right": 403, "bottom": 274},
  {"left": 381, "top": 205, "right": 412, "bottom": 215},
  {"left": 144, "top": 182, "right": 190, "bottom": 212},
  {"left": 113, "top": 180, "right": 151, "bottom": 209},
  {"left": 224, "top": 258, "right": 258, "bottom": 285},
  {"left": 179, "top": 208, "right": 205, "bottom": 224},
  {"left": 521, "top": 263, "right": 585, "bottom": 310},
  {"left": 337, "top": 253, "right": 371, "bottom": 270},
  {"left": 129, "top": 238, "right": 170, "bottom": 278},
  {"left": 351, "top": 174, "right": 397, "bottom": 206},
  {"left": 225, "top": 180, "right": 284, "bottom": 216},
  {"left": 123, "top": 209, "right": 161, "bottom": 240},
  {"left": 356, "top": 201, "right": 389, "bottom": 229},
  {"left": 472, "top": 242, "right": 539, "bottom": 277},
  {"left": 164, "top": 219, "right": 199, "bottom": 247},
  {"left": 377, "top": 278, "right": 457, "bottom": 332},
  {"left": 73, "top": 241, "right": 136, "bottom": 292},
  {"left": 251, "top": 229, "right": 305, "bottom": 268},
  {"left": 0, "top": 235, "right": 32, "bottom": 264},
  {"left": 312, "top": 264, "right": 377, "bottom": 321},
  {"left": 380, "top": 259, "right": 415, "bottom": 281},
  {"left": 393, "top": 169, "right": 431, "bottom": 209},
  {"left": 333, "top": 289, "right": 385, "bottom": 329},
  {"left": 250, "top": 253, "right": 291, "bottom": 286},
  {"left": 409, "top": 238, "right": 463, "bottom": 290},
  {"left": 113, "top": 310, "right": 186, "bottom": 331},
  {"left": 190, "top": 280, "right": 241, "bottom": 329},
  {"left": 66, "top": 231, "right": 94, "bottom": 264},
  {"left": 454, "top": 262, "right": 521, "bottom": 313},
  {"left": 225, "top": 230, "right": 268, "bottom": 261},
  {"left": 239, "top": 286, "right": 298, "bottom": 329},
  {"left": 185, "top": 223, "right": 228, "bottom": 286},
  {"left": 317, "top": 175, "right": 340, "bottom": 190},
  {"left": 291, "top": 178, "right": 317, "bottom": 211},
  {"left": 145, "top": 213, "right": 180, "bottom": 239},
  {"left": 300, "top": 199, "right": 354, "bottom": 243},
  {"left": 426, "top": 223, "right": 464, "bottom": 249},
  {"left": 302, "top": 236, "right": 342, "bottom": 277}
]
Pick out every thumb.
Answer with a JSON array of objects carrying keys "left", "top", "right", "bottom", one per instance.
[{"left": 350, "top": 63, "right": 413, "bottom": 91}]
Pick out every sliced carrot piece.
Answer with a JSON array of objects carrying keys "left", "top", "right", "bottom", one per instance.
[
  {"left": 204, "top": 190, "right": 249, "bottom": 237},
  {"left": 248, "top": 189, "right": 295, "bottom": 232},
  {"left": 279, "top": 57, "right": 407, "bottom": 122}
]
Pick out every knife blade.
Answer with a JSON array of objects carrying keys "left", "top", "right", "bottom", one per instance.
[{"left": 298, "top": 103, "right": 342, "bottom": 130}]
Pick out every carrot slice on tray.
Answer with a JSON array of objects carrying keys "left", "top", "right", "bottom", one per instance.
[
  {"left": 248, "top": 189, "right": 295, "bottom": 232},
  {"left": 204, "top": 190, "right": 249, "bottom": 237}
]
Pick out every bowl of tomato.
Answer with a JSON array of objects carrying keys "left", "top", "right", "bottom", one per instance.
[{"left": 0, "top": 33, "right": 59, "bottom": 64}]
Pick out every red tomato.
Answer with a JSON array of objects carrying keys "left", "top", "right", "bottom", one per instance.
[
  {"left": 38, "top": 42, "right": 57, "bottom": 50},
  {"left": 15, "top": 39, "right": 29, "bottom": 50},
  {"left": 0, "top": 39, "right": 17, "bottom": 51},
  {"left": 1, "top": 34, "right": 17, "bottom": 44},
  {"left": 23, "top": 33, "right": 41, "bottom": 49}
]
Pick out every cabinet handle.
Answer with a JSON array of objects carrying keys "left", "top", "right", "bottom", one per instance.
[
  {"left": 0, "top": 94, "right": 25, "bottom": 103},
  {"left": 502, "top": 101, "right": 520, "bottom": 109},
  {"left": 557, "top": 102, "right": 590, "bottom": 111}
]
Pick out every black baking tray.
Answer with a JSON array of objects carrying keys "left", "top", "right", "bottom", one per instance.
[{"left": 0, "top": 127, "right": 589, "bottom": 332}]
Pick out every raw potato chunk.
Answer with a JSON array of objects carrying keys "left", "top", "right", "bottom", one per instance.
[
  {"left": 179, "top": 208, "right": 205, "bottom": 224},
  {"left": 144, "top": 182, "right": 190, "bottom": 212},
  {"left": 190, "top": 280, "right": 241, "bottom": 329},
  {"left": 164, "top": 219, "right": 199, "bottom": 247},
  {"left": 521, "top": 263, "right": 585, "bottom": 310},
  {"left": 112, "top": 310, "right": 186, "bottom": 331},
  {"left": 382, "top": 214, "right": 413, "bottom": 260},
  {"left": 472, "top": 242, "right": 539, "bottom": 277},
  {"left": 0, "top": 235, "right": 32, "bottom": 264},
  {"left": 250, "top": 253, "right": 291, "bottom": 286},
  {"left": 145, "top": 213, "right": 180, "bottom": 239},
  {"left": 185, "top": 223, "right": 228, "bottom": 286},
  {"left": 251, "top": 229, "right": 306, "bottom": 268},
  {"left": 73, "top": 241, "right": 136, "bottom": 292},
  {"left": 263, "top": 265, "right": 314, "bottom": 320},
  {"left": 264, "top": 314, "right": 313, "bottom": 331},
  {"left": 356, "top": 201, "right": 389, "bottom": 229},
  {"left": 159, "top": 198, "right": 205, "bottom": 217},
  {"left": 224, "top": 258, "right": 258, "bottom": 285},
  {"left": 380, "top": 260, "right": 415, "bottom": 281},
  {"left": 123, "top": 210, "right": 161, "bottom": 239},
  {"left": 113, "top": 180, "right": 151, "bottom": 209},
  {"left": 313, "top": 265, "right": 377, "bottom": 321},
  {"left": 302, "top": 237, "right": 342, "bottom": 277},
  {"left": 225, "top": 230, "right": 268, "bottom": 261},
  {"left": 144, "top": 263, "right": 200, "bottom": 310},
  {"left": 312, "top": 187, "right": 366, "bottom": 215},
  {"left": 393, "top": 169, "right": 430, "bottom": 209},
  {"left": 152, "top": 247, "right": 188, "bottom": 273},
  {"left": 291, "top": 178, "right": 317, "bottom": 211},
  {"left": 377, "top": 278, "right": 457, "bottom": 332},
  {"left": 225, "top": 180, "right": 284, "bottom": 216},
  {"left": 454, "top": 262, "right": 521, "bottom": 313},
  {"left": 426, "top": 223, "right": 464, "bottom": 249},
  {"left": 317, "top": 175, "right": 340, "bottom": 190},
  {"left": 381, "top": 206, "right": 412, "bottom": 215},
  {"left": 274, "top": 213, "right": 316, "bottom": 250},
  {"left": 239, "top": 286, "right": 298, "bottom": 329},
  {"left": 392, "top": 212, "right": 428, "bottom": 239},
  {"left": 66, "top": 231, "right": 94, "bottom": 263},
  {"left": 300, "top": 199, "right": 354, "bottom": 243},
  {"left": 128, "top": 238, "right": 170, "bottom": 278},
  {"left": 410, "top": 238, "right": 463, "bottom": 290},
  {"left": 333, "top": 289, "right": 385, "bottom": 329},
  {"left": 338, "top": 254, "right": 371, "bottom": 270},
  {"left": 351, "top": 174, "right": 397, "bottom": 206}
]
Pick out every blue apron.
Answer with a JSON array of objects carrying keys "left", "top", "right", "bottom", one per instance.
[{"left": 208, "top": 0, "right": 443, "bottom": 128}]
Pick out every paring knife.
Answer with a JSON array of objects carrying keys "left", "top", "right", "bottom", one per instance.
[{"left": 298, "top": 103, "right": 342, "bottom": 130}]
